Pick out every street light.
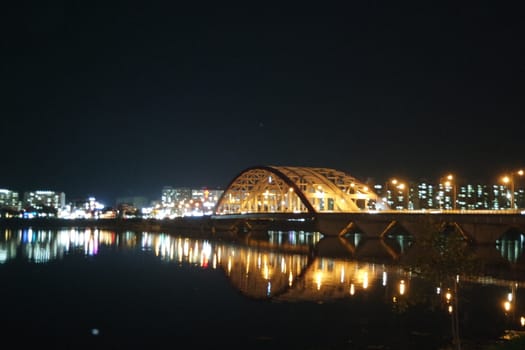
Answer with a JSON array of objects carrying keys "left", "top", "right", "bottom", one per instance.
[
  {"left": 502, "top": 170, "right": 524, "bottom": 210},
  {"left": 443, "top": 174, "right": 456, "bottom": 210},
  {"left": 390, "top": 178, "right": 409, "bottom": 210}
]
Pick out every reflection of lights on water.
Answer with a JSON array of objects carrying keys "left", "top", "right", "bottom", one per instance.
[
  {"left": 183, "top": 240, "right": 190, "bottom": 257},
  {"left": 177, "top": 239, "right": 183, "bottom": 262},
  {"left": 5, "top": 228, "right": 525, "bottom": 310},
  {"left": 448, "top": 305, "right": 453, "bottom": 314},
  {"left": 399, "top": 280, "right": 405, "bottom": 295},
  {"left": 0, "top": 249, "right": 8, "bottom": 263},
  {"left": 245, "top": 254, "right": 251, "bottom": 274},
  {"left": 281, "top": 257, "right": 286, "bottom": 273},
  {"left": 362, "top": 272, "right": 368, "bottom": 289}
]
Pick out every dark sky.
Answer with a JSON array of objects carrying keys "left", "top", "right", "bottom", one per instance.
[{"left": 1, "top": 1, "right": 524, "bottom": 205}]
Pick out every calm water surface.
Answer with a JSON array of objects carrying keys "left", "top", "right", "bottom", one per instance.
[{"left": 1, "top": 227, "right": 524, "bottom": 349}]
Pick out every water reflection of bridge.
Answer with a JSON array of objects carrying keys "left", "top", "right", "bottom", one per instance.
[
  {"left": 3, "top": 227, "right": 525, "bottom": 343},
  {"left": 212, "top": 165, "right": 525, "bottom": 245},
  {"left": 2, "top": 228, "right": 524, "bottom": 307}
]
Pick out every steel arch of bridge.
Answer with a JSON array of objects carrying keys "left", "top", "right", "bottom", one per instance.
[{"left": 215, "top": 165, "right": 383, "bottom": 214}]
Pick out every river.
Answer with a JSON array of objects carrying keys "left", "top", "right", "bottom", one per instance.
[{"left": 0, "top": 225, "right": 524, "bottom": 349}]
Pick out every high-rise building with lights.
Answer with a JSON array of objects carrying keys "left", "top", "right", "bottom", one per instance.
[
  {"left": 23, "top": 190, "right": 65, "bottom": 210},
  {"left": 0, "top": 188, "right": 20, "bottom": 211}
]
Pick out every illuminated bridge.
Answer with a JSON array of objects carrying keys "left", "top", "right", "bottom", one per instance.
[
  {"left": 214, "top": 165, "right": 384, "bottom": 214},
  {"left": 211, "top": 165, "right": 525, "bottom": 244}
]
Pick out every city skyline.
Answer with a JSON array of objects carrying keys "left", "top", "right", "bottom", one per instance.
[
  {"left": 2, "top": 166, "right": 524, "bottom": 210},
  {"left": 2, "top": 2, "right": 523, "bottom": 205}
]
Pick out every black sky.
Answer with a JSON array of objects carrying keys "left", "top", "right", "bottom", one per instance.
[{"left": 1, "top": 1, "right": 524, "bottom": 205}]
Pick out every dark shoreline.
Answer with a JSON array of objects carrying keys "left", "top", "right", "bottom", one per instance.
[
  {"left": 0, "top": 216, "right": 318, "bottom": 236},
  {"left": 0, "top": 216, "right": 214, "bottom": 234}
]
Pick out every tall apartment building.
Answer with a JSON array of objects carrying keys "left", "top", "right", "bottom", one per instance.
[
  {"left": 0, "top": 189, "right": 20, "bottom": 211},
  {"left": 23, "top": 190, "right": 65, "bottom": 210}
]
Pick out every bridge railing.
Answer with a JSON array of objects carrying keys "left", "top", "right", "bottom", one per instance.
[{"left": 368, "top": 209, "right": 525, "bottom": 215}]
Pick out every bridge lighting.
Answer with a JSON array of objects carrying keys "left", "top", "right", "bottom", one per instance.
[
  {"left": 445, "top": 290, "right": 452, "bottom": 303},
  {"left": 504, "top": 300, "right": 511, "bottom": 312}
]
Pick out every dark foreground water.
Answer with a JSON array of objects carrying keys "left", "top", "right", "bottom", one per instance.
[{"left": 1, "top": 227, "right": 524, "bottom": 349}]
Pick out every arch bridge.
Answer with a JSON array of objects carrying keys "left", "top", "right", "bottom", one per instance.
[
  {"left": 215, "top": 165, "right": 383, "bottom": 215},
  {"left": 211, "top": 166, "right": 525, "bottom": 245}
]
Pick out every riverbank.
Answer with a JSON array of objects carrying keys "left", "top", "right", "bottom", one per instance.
[
  {"left": 0, "top": 216, "right": 214, "bottom": 235},
  {"left": 0, "top": 215, "right": 318, "bottom": 236}
]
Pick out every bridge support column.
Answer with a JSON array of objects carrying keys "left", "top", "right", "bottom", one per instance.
[
  {"left": 315, "top": 217, "right": 353, "bottom": 236},
  {"left": 353, "top": 221, "right": 395, "bottom": 239},
  {"left": 458, "top": 223, "right": 513, "bottom": 245}
]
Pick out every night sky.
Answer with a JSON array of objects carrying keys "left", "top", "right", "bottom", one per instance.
[{"left": 1, "top": 2, "right": 524, "bottom": 205}]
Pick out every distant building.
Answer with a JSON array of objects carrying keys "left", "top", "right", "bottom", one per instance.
[
  {"left": 59, "top": 196, "right": 111, "bottom": 219},
  {"left": 23, "top": 190, "right": 65, "bottom": 210},
  {"left": 0, "top": 189, "right": 20, "bottom": 216},
  {"left": 161, "top": 186, "right": 176, "bottom": 207},
  {"left": 116, "top": 196, "right": 149, "bottom": 209},
  {"left": 21, "top": 190, "right": 65, "bottom": 218}
]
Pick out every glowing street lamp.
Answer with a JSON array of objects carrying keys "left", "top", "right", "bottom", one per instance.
[
  {"left": 502, "top": 175, "right": 514, "bottom": 209},
  {"left": 390, "top": 178, "right": 409, "bottom": 210},
  {"left": 502, "top": 170, "right": 524, "bottom": 209},
  {"left": 443, "top": 174, "right": 456, "bottom": 210}
]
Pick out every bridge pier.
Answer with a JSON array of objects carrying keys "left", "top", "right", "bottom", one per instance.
[
  {"left": 458, "top": 223, "right": 515, "bottom": 245},
  {"left": 212, "top": 212, "right": 525, "bottom": 247}
]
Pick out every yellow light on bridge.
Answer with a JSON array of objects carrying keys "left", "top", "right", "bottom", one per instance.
[
  {"left": 445, "top": 290, "right": 452, "bottom": 303},
  {"left": 504, "top": 301, "right": 511, "bottom": 312}
]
